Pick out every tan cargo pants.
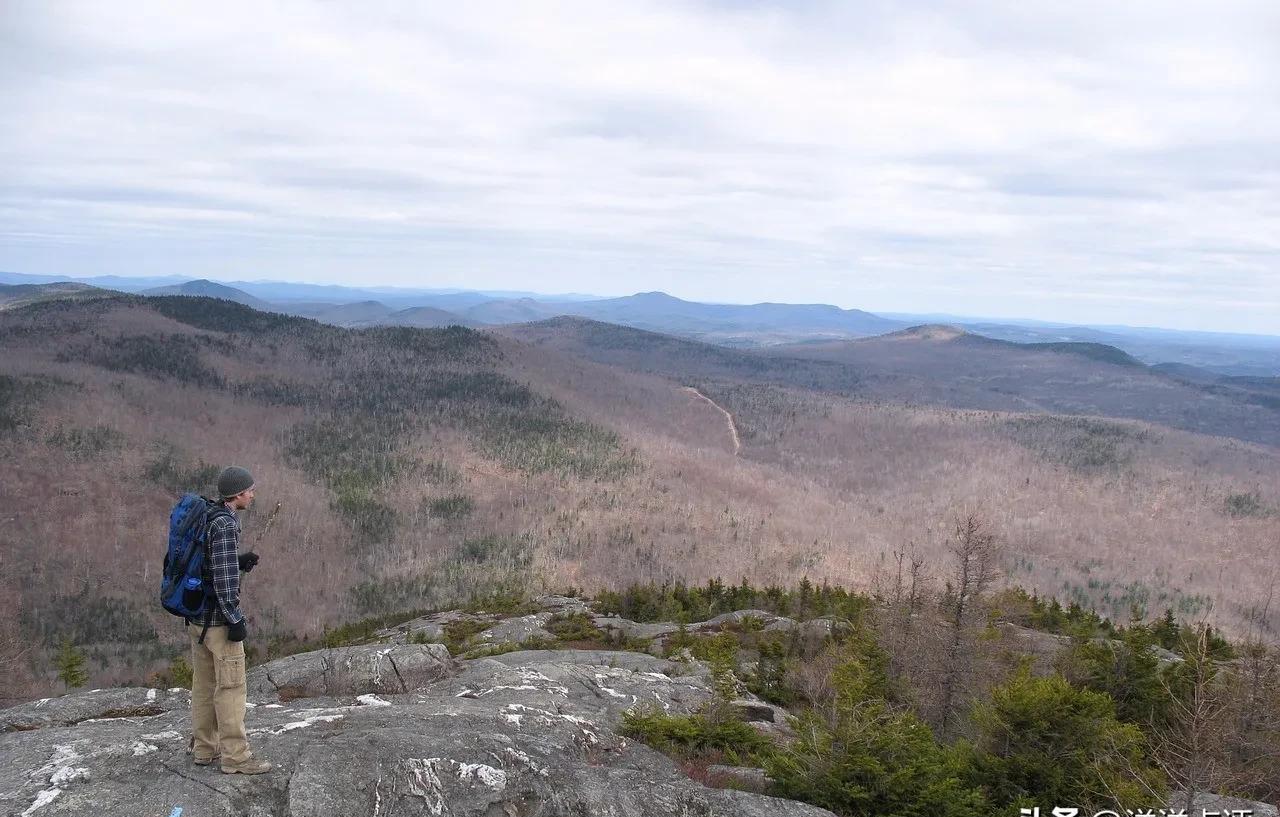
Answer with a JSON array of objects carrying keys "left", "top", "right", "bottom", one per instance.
[{"left": 188, "top": 624, "right": 252, "bottom": 765}]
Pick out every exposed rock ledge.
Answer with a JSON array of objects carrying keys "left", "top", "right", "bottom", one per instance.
[
  {"left": 1, "top": 644, "right": 832, "bottom": 817},
  {"left": 8, "top": 597, "right": 1254, "bottom": 817}
]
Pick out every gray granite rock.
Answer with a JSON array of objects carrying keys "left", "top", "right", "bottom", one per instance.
[
  {"left": 702, "top": 610, "right": 783, "bottom": 628},
  {"left": 731, "top": 699, "right": 782, "bottom": 723},
  {"left": 1, "top": 687, "right": 189, "bottom": 733},
  {"left": 474, "top": 613, "right": 555, "bottom": 648},
  {"left": 375, "top": 610, "right": 494, "bottom": 644},
  {"left": 431, "top": 650, "right": 718, "bottom": 721},
  {"left": 534, "top": 595, "right": 592, "bottom": 615},
  {"left": 1151, "top": 644, "right": 1186, "bottom": 666},
  {"left": 998, "top": 622, "right": 1188, "bottom": 674},
  {"left": 996, "top": 622, "right": 1074, "bottom": 673},
  {"left": 246, "top": 643, "right": 456, "bottom": 698},
  {"left": 594, "top": 616, "right": 681, "bottom": 641},
  {"left": 761, "top": 616, "right": 801, "bottom": 632},
  {"left": 482, "top": 648, "right": 698, "bottom": 676},
  {"left": 0, "top": 648, "right": 834, "bottom": 817},
  {"left": 801, "top": 617, "right": 853, "bottom": 640}
]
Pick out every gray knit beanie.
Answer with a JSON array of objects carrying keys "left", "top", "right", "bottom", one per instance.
[{"left": 217, "top": 466, "right": 255, "bottom": 499}]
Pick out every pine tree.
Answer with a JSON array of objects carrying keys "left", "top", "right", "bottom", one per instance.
[
  {"left": 1153, "top": 608, "right": 1179, "bottom": 650},
  {"left": 56, "top": 638, "right": 88, "bottom": 690},
  {"left": 972, "top": 668, "right": 1166, "bottom": 812},
  {"left": 771, "top": 702, "right": 989, "bottom": 817},
  {"left": 1060, "top": 622, "right": 1166, "bottom": 725}
]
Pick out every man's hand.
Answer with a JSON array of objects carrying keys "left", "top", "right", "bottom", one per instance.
[
  {"left": 227, "top": 619, "right": 247, "bottom": 642},
  {"left": 238, "top": 552, "right": 260, "bottom": 572}
]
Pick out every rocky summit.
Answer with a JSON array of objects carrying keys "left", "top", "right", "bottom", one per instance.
[
  {"left": 5, "top": 596, "right": 1275, "bottom": 817},
  {"left": 1, "top": 600, "right": 833, "bottom": 817}
]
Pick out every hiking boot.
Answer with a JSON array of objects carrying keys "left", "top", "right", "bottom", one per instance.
[
  {"left": 193, "top": 754, "right": 220, "bottom": 766},
  {"left": 220, "top": 757, "right": 272, "bottom": 775}
]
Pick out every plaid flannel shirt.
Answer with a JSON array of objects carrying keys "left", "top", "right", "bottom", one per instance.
[{"left": 188, "top": 506, "right": 244, "bottom": 626}]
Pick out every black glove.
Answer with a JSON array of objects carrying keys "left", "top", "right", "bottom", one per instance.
[
  {"left": 238, "top": 552, "right": 260, "bottom": 572},
  {"left": 227, "top": 619, "right": 247, "bottom": 642}
]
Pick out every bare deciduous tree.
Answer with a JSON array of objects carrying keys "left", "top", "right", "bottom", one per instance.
[
  {"left": 1155, "top": 625, "right": 1234, "bottom": 815},
  {"left": 0, "top": 573, "right": 35, "bottom": 707},
  {"left": 881, "top": 544, "right": 928, "bottom": 692},
  {"left": 1224, "top": 579, "right": 1280, "bottom": 802},
  {"left": 936, "top": 514, "right": 1001, "bottom": 737}
]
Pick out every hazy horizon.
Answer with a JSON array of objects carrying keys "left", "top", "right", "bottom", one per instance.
[
  {"left": 10, "top": 266, "right": 1280, "bottom": 342},
  {"left": 3, "top": 1, "right": 1277, "bottom": 335}
]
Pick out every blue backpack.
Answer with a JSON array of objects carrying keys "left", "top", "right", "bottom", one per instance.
[{"left": 160, "top": 494, "right": 231, "bottom": 640}]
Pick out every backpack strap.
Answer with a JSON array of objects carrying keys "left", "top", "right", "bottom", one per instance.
[{"left": 197, "top": 607, "right": 213, "bottom": 645}]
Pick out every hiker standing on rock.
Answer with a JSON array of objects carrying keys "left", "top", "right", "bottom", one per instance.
[{"left": 188, "top": 466, "right": 271, "bottom": 775}]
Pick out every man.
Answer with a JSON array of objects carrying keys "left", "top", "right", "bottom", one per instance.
[{"left": 190, "top": 465, "right": 271, "bottom": 775}]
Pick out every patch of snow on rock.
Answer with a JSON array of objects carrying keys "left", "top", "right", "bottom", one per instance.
[
  {"left": 254, "top": 713, "right": 345, "bottom": 736},
  {"left": 21, "top": 788, "right": 61, "bottom": 816},
  {"left": 49, "top": 765, "right": 89, "bottom": 785}
]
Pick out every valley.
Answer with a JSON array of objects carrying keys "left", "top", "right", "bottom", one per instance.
[{"left": 0, "top": 293, "right": 1276, "bottom": 698}]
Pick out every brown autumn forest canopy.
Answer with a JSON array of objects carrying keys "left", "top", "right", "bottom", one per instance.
[{"left": 0, "top": 294, "right": 1277, "bottom": 688}]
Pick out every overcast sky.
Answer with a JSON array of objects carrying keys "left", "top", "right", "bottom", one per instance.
[{"left": 2, "top": 1, "right": 1277, "bottom": 333}]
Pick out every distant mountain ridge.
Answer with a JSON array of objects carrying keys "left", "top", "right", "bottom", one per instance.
[
  {"left": 461, "top": 290, "right": 906, "bottom": 343},
  {"left": 865, "top": 324, "right": 1143, "bottom": 367},
  {"left": 140, "top": 279, "right": 273, "bottom": 310},
  {"left": 1, "top": 270, "right": 1275, "bottom": 375},
  {"left": 361, "top": 305, "right": 481, "bottom": 329},
  {"left": 0, "top": 282, "right": 118, "bottom": 311}
]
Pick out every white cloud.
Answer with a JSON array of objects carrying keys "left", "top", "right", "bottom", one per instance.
[{"left": 1, "top": 0, "right": 1277, "bottom": 332}]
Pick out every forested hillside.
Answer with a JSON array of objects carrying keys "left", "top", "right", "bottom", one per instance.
[{"left": 0, "top": 296, "right": 1277, "bottom": 703}]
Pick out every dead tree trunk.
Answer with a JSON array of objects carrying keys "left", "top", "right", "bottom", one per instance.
[
  {"left": 937, "top": 514, "right": 999, "bottom": 738},
  {"left": 1157, "top": 626, "right": 1232, "bottom": 815}
]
